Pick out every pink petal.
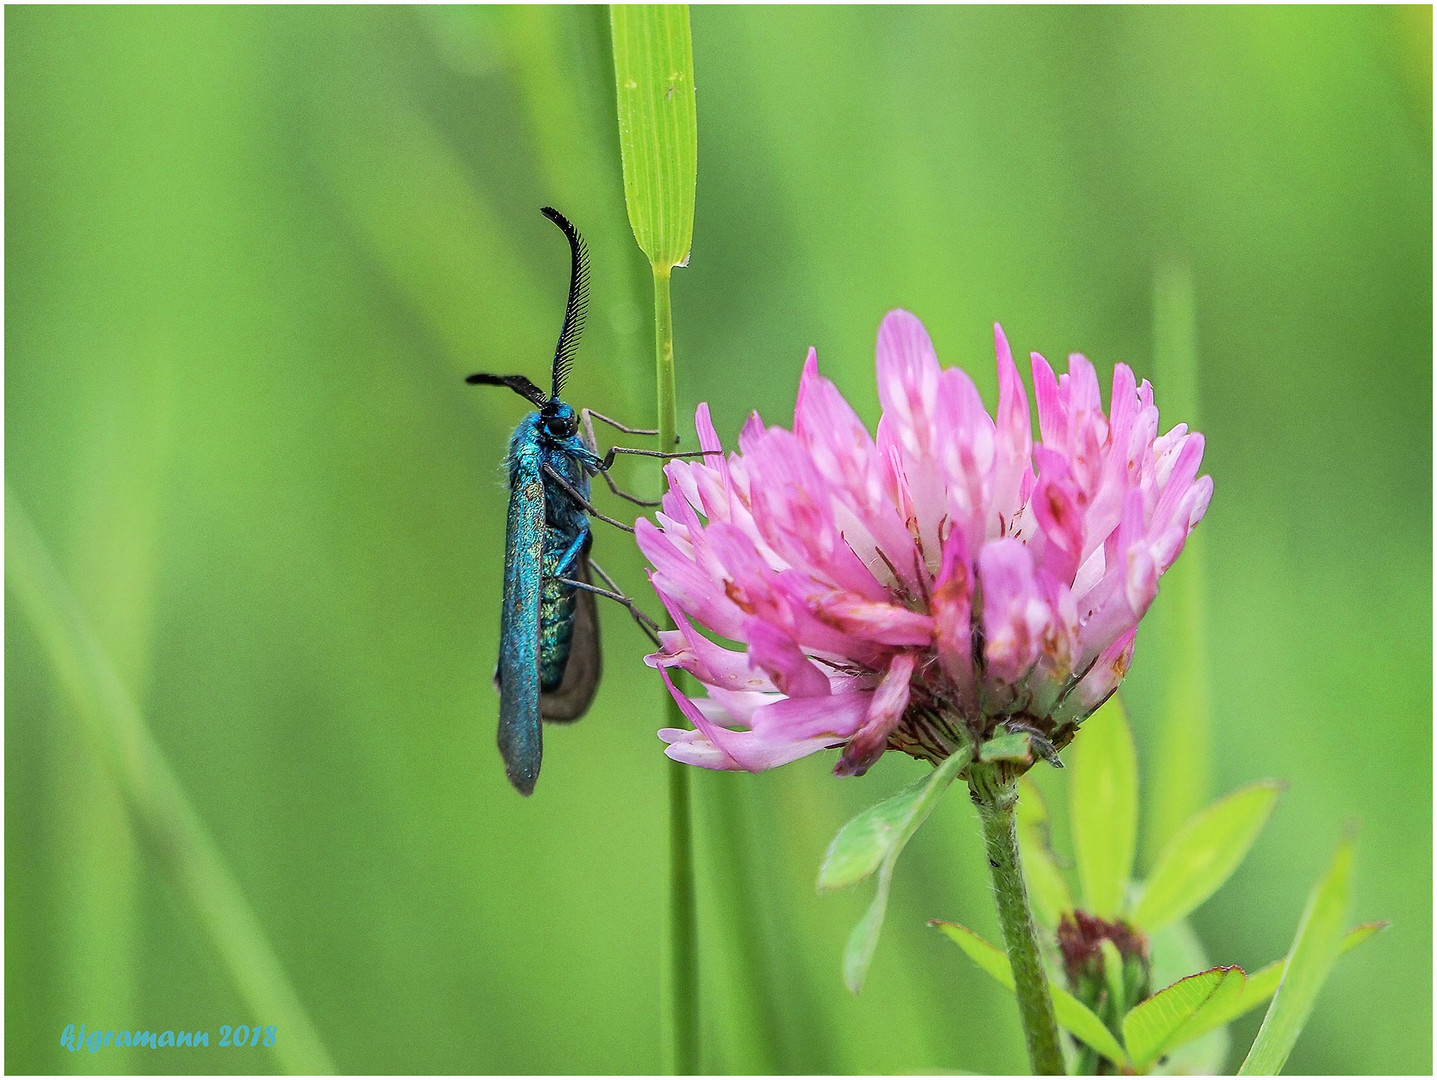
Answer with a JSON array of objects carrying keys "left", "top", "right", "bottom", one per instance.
[
  {"left": 794, "top": 349, "right": 918, "bottom": 594},
  {"left": 876, "top": 310, "right": 943, "bottom": 460},
  {"left": 1066, "top": 628, "right": 1136, "bottom": 720},
  {"left": 1032, "top": 351, "right": 1065, "bottom": 448},
  {"left": 836, "top": 652, "right": 917, "bottom": 776},
  {"left": 932, "top": 527, "right": 977, "bottom": 712},
  {"left": 743, "top": 427, "right": 890, "bottom": 600},
  {"left": 659, "top": 666, "right": 755, "bottom": 770},
  {"left": 644, "top": 594, "right": 777, "bottom": 693},
  {"left": 748, "top": 690, "right": 872, "bottom": 742},
  {"left": 744, "top": 618, "right": 833, "bottom": 698},
  {"left": 979, "top": 538, "right": 1052, "bottom": 687},
  {"left": 1030, "top": 448, "right": 1084, "bottom": 584},
  {"left": 1065, "top": 353, "right": 1102, "bottom": 415},
  {"left": 637, "top": 519, "right": 750, "bottom": 641},
  {"left": 875, "top": 310, "right": 958, "bottom": 566},
  {"left": 808, "top": 591, "right": 935, "bottom": 647},
  {"left": 659, "top": 726, "right": 743, "bottom": 770},
  {"left": 990, "top": 323, "right": 1033, "bottom": 536}
]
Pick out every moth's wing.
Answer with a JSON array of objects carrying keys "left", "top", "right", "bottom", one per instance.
[
  {"left": 540, "top": 550, "right": 602, "bottom": 723},
  {"left": 495, "top": 456, "right": 545, "bottom": 795}
]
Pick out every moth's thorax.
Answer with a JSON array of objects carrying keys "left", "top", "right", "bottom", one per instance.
[{"left": 506, "top": 410, "right": 592, "bottom": 534}]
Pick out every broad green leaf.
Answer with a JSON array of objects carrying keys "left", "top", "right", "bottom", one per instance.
[
  {"left": 1122, "top": 966, "right": 1246, "bottom": 1069},
  {"left": 979, "top": 731, "right": 1032, "bottom": 763},
  {"left": 1238, "top": 834, "right": 1356, "bottom": 1075},
  {"left": 818, "top": 772, "right": 931, "bottom": 892},
  {"left": 1068, "top": 697, "right": 1138, "bottom": 917},
  {"left": 610, "top": 5, "right": 697, "bottom": 270},
  {"left": 834, "top": 747, "right": 972, "bottom": 993},
  {"left": 1171, "top": 922, "right": 1387, "bottom": 1049},
  {"left": 1132, "top": 781, "right": 1284, "bottom": 932},
  {"left": 1016, "top": 780, "right": 1073, "bottom": 928},
  {"left": 932, "top": 920, "right": 1130, "bottom": 1067}
]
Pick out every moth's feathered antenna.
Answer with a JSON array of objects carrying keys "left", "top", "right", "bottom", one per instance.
[
  {"left": 464, "top": 372, "right": 549, "bottom": 408},
  {"left": 540, "top": 206, "right": 589, "bottom": 400}
]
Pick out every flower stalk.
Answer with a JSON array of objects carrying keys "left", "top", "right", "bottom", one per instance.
[{"left": 969, "top": 763, "right": 1065, "bottom": 1075}]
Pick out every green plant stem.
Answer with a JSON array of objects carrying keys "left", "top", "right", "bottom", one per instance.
[
  {"left": 667, "top": 753, "right": 699, "bottom": 1074},
  {"left": 970, "top": 765, "right": 1065, "bottom": 1075},
  {"left": 652, "top": 262, "right": 698, "bottom": 1074},
  {"left": 654, "top": 264, "right": 678, "bottom": 450}
]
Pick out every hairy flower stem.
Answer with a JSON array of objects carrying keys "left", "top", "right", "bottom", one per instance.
[
  {"left": 970, "top": 765, "right": 1065, "bottom": 1075},
  {"left": 653, "top": 263, "right": 699, "bottom": 1074}
]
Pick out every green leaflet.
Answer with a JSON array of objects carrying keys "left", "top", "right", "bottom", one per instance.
[
  {"left": 818, "top": 771, "right": 934, "bottom": 892},
  {"left": 822, "top": 747, "right": 973, "bottom": 993},
  {"left": 1145, "top": 919, "right": 1232, "bottom": 1074},
  {"left": 1068, "top": 697, "right": 1138, "bottom": 918},
  {"left": 1122, "top": 966, "right": 1246, "bottom": 1069},
  {"left": 1132, "top": 781, "right": 1284, "bottom": 932}
]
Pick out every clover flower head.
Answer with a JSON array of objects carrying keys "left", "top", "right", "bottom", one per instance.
[{"left": 636, "top": 310, "right": 1211, "bottom": 776}]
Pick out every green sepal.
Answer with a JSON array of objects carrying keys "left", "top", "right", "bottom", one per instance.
[{"left": 979, "top": 731, "right": 1033, "bottom": 763}]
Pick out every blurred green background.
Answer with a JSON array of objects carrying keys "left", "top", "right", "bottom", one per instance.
[{"left": 6, "top": 5, "right": 1431, "bottom": 1074}]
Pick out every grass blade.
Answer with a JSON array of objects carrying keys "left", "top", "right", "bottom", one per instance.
[
  {"left": 1143, "top": 257, "right": 1213, "bottom": 863},
  {"left": 5, "top": 490, "right": 335, "bottom": 1074},
  {"left": 610, "top": 4, "right": 697, "bottom": 271},
  {"left": 1237, "top": 833, "right": 1356, "bottom": 1074},
  {"left": 610, "top": 5, "right": 700, "bottom": 1067}
]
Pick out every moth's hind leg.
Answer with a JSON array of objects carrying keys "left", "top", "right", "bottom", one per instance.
[{"left": 557, "top": 558, "right": 661, "bottom": 646}]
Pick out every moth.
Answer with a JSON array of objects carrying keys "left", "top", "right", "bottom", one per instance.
[{"left": 466, "top": 207, "right": 699, "bottom": 795}]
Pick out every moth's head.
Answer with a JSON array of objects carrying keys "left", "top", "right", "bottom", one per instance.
[{"left": 540, "top": 399, "right": 579, "bottom": 440}]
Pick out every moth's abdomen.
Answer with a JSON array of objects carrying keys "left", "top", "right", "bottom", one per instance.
[{"left": 538, "top": 527, "right": 579, "bottom": 692}]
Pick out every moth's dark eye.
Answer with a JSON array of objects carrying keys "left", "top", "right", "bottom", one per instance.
[{"left": 545, "top": 415, "right": 576, "bottom": 438}]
